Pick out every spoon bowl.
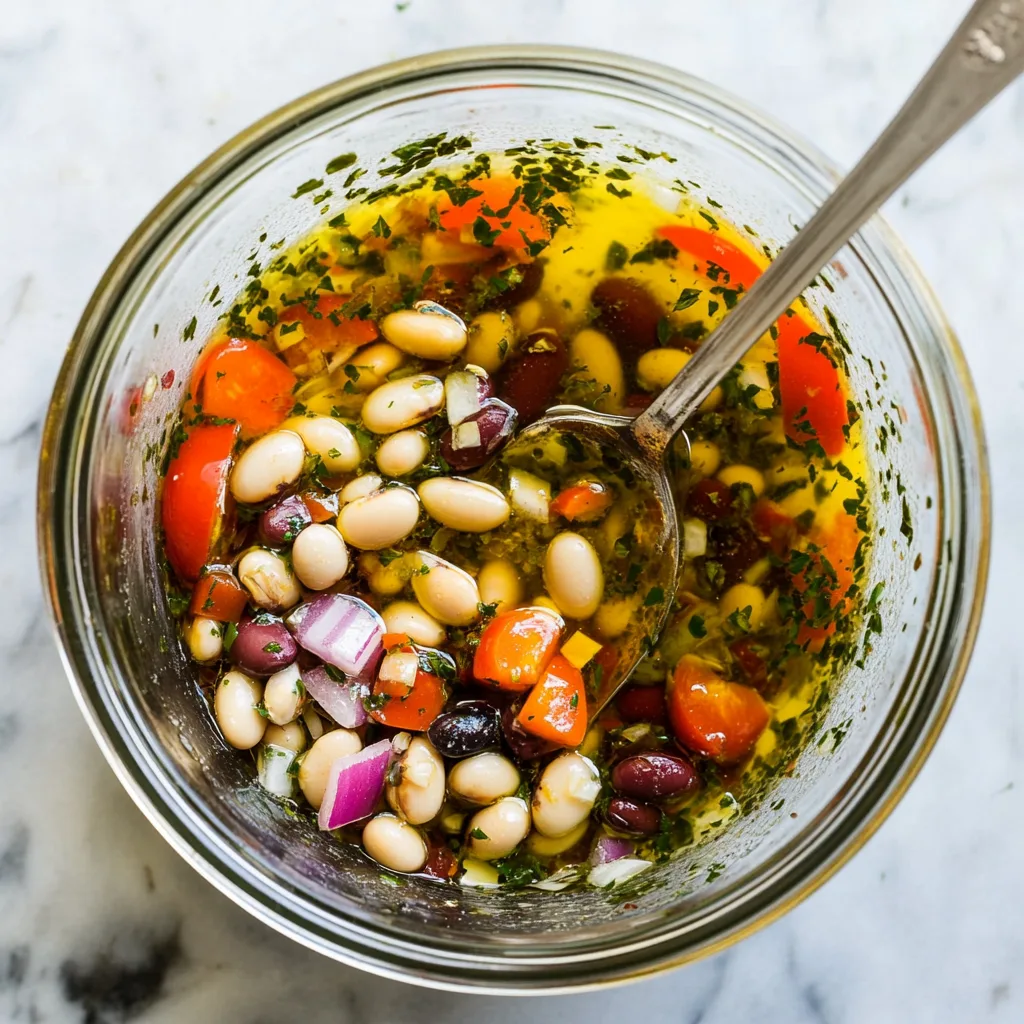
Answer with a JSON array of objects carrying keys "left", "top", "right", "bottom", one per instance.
[{"left": 501, "top": 405, "right": 684, "bottom": 719}]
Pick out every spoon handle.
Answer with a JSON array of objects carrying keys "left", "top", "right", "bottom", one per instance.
[{"left": 631, "top": 0, "right": 1024, "bottom": 459}]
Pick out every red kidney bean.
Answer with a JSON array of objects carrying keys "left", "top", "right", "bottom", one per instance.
[
  {"left": 230, "top": 615, "right": 298, "bottom": 676},
  {"left": 712, "top": 524, "right": 765, "bottom": 584},
  {"left": 428, "top": 701, "right": 502, "bottom": 759},
  {"left": 605, "top": 797, "right": 662, "bottom": 836},
  {"left": 616, "top": 685, "right": 668, "bottom": 725},
  {"left": 497, "top": 334, "right": 569, "bottom": 425},
  {"left": 440, "top": 399, "right": 518, "bottom": 471},
  {"left": 730, "top": 638, "right": 769, "bottom": 691},
  {"left": 259, "top": 495, "right": 311, "bottom": 546},
  {"left": 611, "top": 753, "right": 700, "bottom": 801},
  {"left": 591, "top": 277, "right": 663, "bottom": 361},
  {"left": 501, "top": 700, "right": 558, "bottom": 760},
  {"left": 686, "top": 478, "right": 734, "bottom": 521}
]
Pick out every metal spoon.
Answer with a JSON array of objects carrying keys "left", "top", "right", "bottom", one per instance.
[{"left": 510, "top": 0, "right": 1024, "bottom": 719}]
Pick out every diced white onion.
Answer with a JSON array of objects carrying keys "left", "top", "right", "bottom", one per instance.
[
  {"left": 587, "top": 857, "right": 653, "bottom": 888},
  {"left": 682, "top": 517, "right": 708, "bottom": 558},
  {"left": 379, "top": 650, "right": 419, "bottom": 689},
  {"left": 508, "top": 468, "right": 551, "bottom": 522}
]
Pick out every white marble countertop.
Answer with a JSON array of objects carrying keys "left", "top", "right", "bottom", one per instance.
[{"left": 3, "top": 0, "right": 1023, "bottom": 1019}]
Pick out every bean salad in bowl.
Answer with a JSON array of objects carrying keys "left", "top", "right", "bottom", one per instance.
[{"left": 160, "top": 140, "right": 874, "bottom": 892}]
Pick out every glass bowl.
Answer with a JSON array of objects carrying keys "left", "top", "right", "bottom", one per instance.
[{"left": 37, "top": 46, "right": 989, "bottom": 992}]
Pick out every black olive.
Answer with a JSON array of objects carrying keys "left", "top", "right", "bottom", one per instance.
[{"left": 427, "top": 701, "right": 502, "bottom": 759}]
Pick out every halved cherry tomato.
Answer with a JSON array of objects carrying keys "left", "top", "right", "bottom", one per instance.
[
  {"left": 193, "top": 338, "right": 296, "bottom": 439},
  {"left": 382, "top": 632, "right": 412, "bottom": 650},
  {"left": 277, "top": 294, "right": 378, "bottom": 364},
  {"left": 775, "top": 322, "right": 848, "bottom": 456},
  {"left": 369, "top": 662, "right": 446, "bottom": 731},
  {"left": 473, "top": 606, "right": 563, "bottom": 691},
  {"left": 668, "top": 655, "right": 769, "bottom": 764},
  {"left": 517, "top": 654, "right": 587, "bottom": 748},
  {"left": 751, "top": 498, "right": 797, "bottom": 554},
  {"left": 162, "top": 423, "right": 238, "bottom": 582},
  {"left": 435, "top": 176, "right": 550, "bottom": 258},
  {"left": 189, "top": 570, "right": 248, "bottom": 622},
  {"left": 301, "top": 491, "right": 339, "bottom": 523},
  {"left": 793, "top": 512, "right": 859, "bottom": 651},
  {"left": 549, "top": 483, "right": 613, "bottom": 523},
  {"left": 656, "top": 224, "right": 847, "bottom": 455}
]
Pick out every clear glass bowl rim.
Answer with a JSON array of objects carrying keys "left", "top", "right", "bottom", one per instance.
[{"left": 37, "top": 45, "right": 991, "bottom": 993}]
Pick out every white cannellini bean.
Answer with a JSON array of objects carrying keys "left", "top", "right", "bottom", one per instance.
[
  {"left": 465, "top": 797, "right": 531, "bottom": 861},
  {"left": 526, "top": 818, "right": 590, "bottom": 857},
  {"left": 186, "top": 617, "right": 222, "bottom": 662},
  {"left": 417, "top": 478, "right": 510, "bottom": 533},
  {"left": 298, "top": 728, "right": 363, "bottom": 809},
  {"left": 381, "top": 600, "right": 447, "bottom": 647},
  {"left": 282, "top": 416, "right": 361, "bottom": 474},
  {"left": 569, "top": 328, "right": 623, "bottom": 411},
  {"left": 448, "top": 752, "right": 520, "bottom": 806},
  {"left": 361, "top": 374, "right": 445, "bottom": 434},
  {"left": 688, "top": 440, "right": 721, "bottom": 477},
  {"left": 531, "top": 752, "right": 602, "bottom": 838},
  {"left": 214, "top": 671, "right": 266, "bottom": 750},
  {"left": 340, "top": 473, "right": 383, "bottom": 504},
  {"left": 290, "top": 523, "right": 349, "bottom": 591},
  {"left": 263, "top": 721, "right": 306, "bottom": 753},
  {"left": 237, "top": 548, "right": 302, "bottom": 612},
  {"left": 476, "top": 559, "right": 524, "bottom": 614},
  {"left": 359, "top": 552, "right": 407, "bottom": 597},
  {"left": 508, "top": 467, "right": 551, "bottom": 522},
  {"left": 338, "top": 486, "right": 420, "bottom": 550},
  {"left": 464, "top": 311, "right": 516, "bottom": 373},
  {"left": 386, "top": 736, "right": 446, "bottom": 825},
  {"left": 362, "top": 813, "right": 428, "bottom": 873},
  {"left": 409, "top": 552, "right": 481, "bottom": 627},
  {"left": 718, "top": 464, "right": 766, "bottom": 498},
  {"left": 380, "top": 301, "right": 468, "bottom": 361},
  {"left": 375, "top": 429, "right": 429, "bottom": 477},
  {"left": 682, "top": 517, "right": 708, "bottom": 559},
  {"left": 719, "top": 582, "right": 768, "bottom": 630},
  {"left": 345, "top": 341, "right": 407, "bottom": 392},
  {"left": 230, "top": 430, "right": 306, "bottom": 505},
  {"left": 544, "top": 532, "right": 604, "bottom": 620},
  {"left": 263, "top": 662, "right": 306, "bottom": 725}
]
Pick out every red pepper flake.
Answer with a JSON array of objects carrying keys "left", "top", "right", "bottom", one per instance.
[{"left": 160, "top": 369, "right": 175, "bottom": 389}]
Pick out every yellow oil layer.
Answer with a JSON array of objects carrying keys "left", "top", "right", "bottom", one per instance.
[{"left": 214, "top": 167, "right": 871, "bottom": 839}]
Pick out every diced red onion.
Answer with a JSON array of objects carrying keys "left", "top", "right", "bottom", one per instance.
[
  {"left": 589, "top": 833, "right": 634, "bottom": 866},
  {"left": 287, "top": 594, "right": 384, "bottom": 679},
  {"left": 444, "top": 369, "right": 493, "bottom": 427},
  {"left": 301, "top": 665, "right": 368, "bottom": 728},
  {"left": 318, "top": 738, "right": 394, "bottom": 830},
  {"left": 440, "top": 399, "right": 517, "bottom": 471}
]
